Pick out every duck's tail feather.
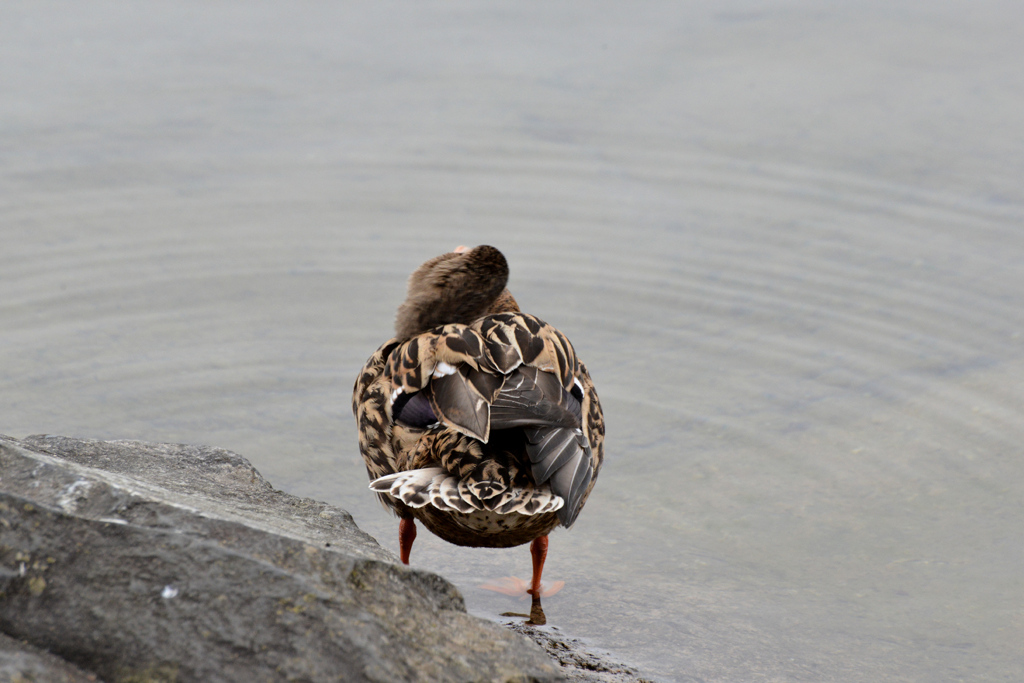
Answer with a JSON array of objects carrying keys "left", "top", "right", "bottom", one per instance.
[
  {"left": 370, "top": 467, "right": 563, "bottom": 516},
  {"left": 369, "top": 467, "right": 447, "bottom": 508}
]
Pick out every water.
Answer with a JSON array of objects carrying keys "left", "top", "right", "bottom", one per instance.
[{"left": 3, "top": 2, "right": 1023, "bottom": 681}]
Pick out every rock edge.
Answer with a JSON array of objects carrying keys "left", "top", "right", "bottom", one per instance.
[{"left": 0, "top": 435, "right": 650, "bottom": 683}]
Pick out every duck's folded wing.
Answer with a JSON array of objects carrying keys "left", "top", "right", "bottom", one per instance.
[
  {"left": 427, "top": 364, "right": 497, "bottom": 442},
  {"left": 522, "top": 426, "right": 593, "bottom": 527},
  {"left": 488, "top": 366, "right": 580, "bottom": 430},
  {"left": 490, "top": 366, "right": 593, "bottom": 527}
]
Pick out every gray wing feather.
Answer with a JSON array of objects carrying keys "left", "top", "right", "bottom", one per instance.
[
  {"left": 429, "top": 369, "right": 490, "bottom": 441},
  {"left": 523, "top": 426, "right": 592, "bottom": 527},
  {"left": 489, "top": 366, "right": 593, "bottom": 526},
  {"left": 489, "top": 366, "right": 580, "bottom": 430},
  {"left": 430, "top": 361, "right": 594, "bottom": 526}
]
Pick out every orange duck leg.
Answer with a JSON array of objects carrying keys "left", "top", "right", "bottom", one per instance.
[
  {"left": 399, "top": 517, "right": 417, "bottom": 565},
  {"left": 480, "top": 535, "right": 565, "bottom": 599}
]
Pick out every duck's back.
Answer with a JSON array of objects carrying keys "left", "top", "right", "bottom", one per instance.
[{"left": 353, "top": 311, "right": 604, "bottom": 543}]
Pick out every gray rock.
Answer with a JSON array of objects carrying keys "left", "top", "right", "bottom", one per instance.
[
  {"left": 0, "top": 631, "right": 103, "bottom": 683},
  {"left": 507, "top": 624, "right": 658, "bottom": 683},
  {"left": 0, "top": 434, "right": 564, "bottom": 683}
]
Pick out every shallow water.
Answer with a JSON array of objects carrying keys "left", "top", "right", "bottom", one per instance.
[{"left": 3, "top": 2, "right": 1023, "bottom": 681}]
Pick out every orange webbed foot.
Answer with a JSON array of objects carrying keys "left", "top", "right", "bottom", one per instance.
[{"left": 479, "top": 576, "right": 565, "bottom": 598}]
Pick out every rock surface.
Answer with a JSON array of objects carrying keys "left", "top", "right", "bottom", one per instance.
[
  {"left": 507, "top": 624, "right": 657, "bottom": 683},
  {"left": 0, "top": 434, "right": 562, "bottom": 683},
  {"left": 0, "top": 632, "right": 100, "bottom": 683},
  {"left": 0, "top": 435, "right": 651, "bottom": 683}
]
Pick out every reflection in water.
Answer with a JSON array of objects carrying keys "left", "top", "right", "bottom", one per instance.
[
  {"left": 3, "top": 2, "right": 1024, "bottom": 681},
  {"left": 500, "top": 594, "right": 549, "bottom": 627}
]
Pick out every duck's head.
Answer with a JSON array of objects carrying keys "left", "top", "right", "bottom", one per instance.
[{"left": 395, "top": 245, "right": 520, "bottom": 340}]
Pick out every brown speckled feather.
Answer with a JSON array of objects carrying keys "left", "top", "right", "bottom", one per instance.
[{"left": 352, "top": 246, "right": 604, "bottom": 548}]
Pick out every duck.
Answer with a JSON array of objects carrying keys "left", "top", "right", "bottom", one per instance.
[{"left": 352, "top": 245, "right": 605, "bottom": 603}]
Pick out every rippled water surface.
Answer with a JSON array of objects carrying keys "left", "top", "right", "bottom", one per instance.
[{"left": 3, "top": 2, "right": 1023, "bottom": 681}]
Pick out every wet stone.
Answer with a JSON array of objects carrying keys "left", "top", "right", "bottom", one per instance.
[
  {"left": 508, "top": 623, "right": 659, "bottom": 683},
  {"left": 0, "top": 434, "right": 571, "bottom": 683},
  {"left": 0, "top": 632, "right": 102, "bottom": 683}
]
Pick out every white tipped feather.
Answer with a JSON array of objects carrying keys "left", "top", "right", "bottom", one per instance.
[
  {"left": 457, "top": 478, "right": 484, "bottom": 509},
  {"left": 426, "top": 472, "right": 455, "bottom": 511},
  {"left": 369, "top": 468, "right": 445, "bottom": 508},
  {"left": 371, "top": 468, "right": 562, "bottom": 516},
  {"left": 432, "top": 361, "right": 458, "bottom": 378},
  {"left": 474, "top": 484, "right": 515, "bottom": 511},
  {"left": 467, "top": 479, "right": 507, "bottom": 500},
  {"left": 537, "top": 494, "right": 564, "bottom": 514},
  {"left": 428, "top": 471, "right": 449, "bottom": 491},
  {"left": 439, "top": 475, "right": 475, "bottom": 513},
  {"left": 430, "top": 477, "right": 458, "bottom": 512},
  {"left": 493, "top": 483, "right": 564, "bottom": 516},
  {"left": 397, "top": 479, "right": 431, "bottom": 507},
  {"left": 368, "top": 472, "right": 402, "bottom": 492}
]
